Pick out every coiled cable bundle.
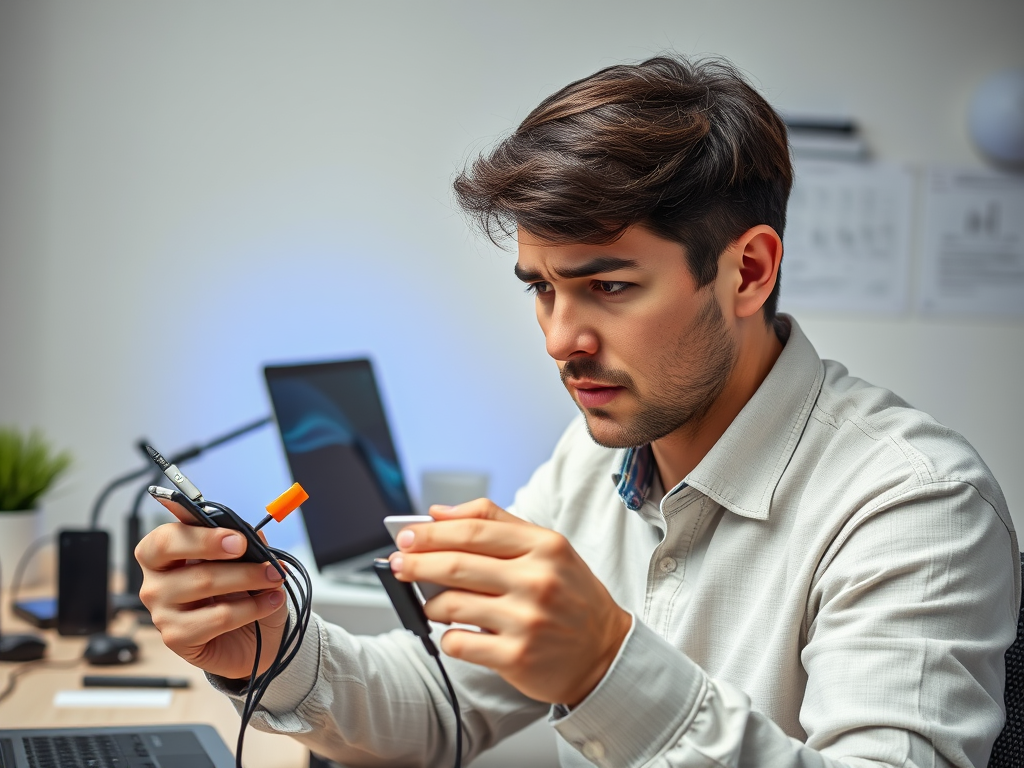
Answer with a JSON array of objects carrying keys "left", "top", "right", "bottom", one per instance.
[{"left": 197, "top": 499, "right": 313, "bottom": 768}]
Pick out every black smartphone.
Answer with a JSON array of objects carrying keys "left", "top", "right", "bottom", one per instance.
[
  {"left": 13, "top": 596, "right": 57, "bottom": 629},
  {"left": 57, "top": 529, "right": 110, "bottom": 636},
  {"left": 148, "top": 485, "right": 270, "bottom": 564}
]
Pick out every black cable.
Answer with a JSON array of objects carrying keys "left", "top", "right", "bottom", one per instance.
[
  {"left": 181, "top": 496, "right": 462, "bottom": 768},
  {"left": 89, "top": 416, "right": 272, "bottom": 529},
  {"left": 197, "top": 500, "right": 313, "bottom": 768},
  {"left": 192, "top": 416, "right": 272, "bottom": 454},
  {"left": 123, "top": 471, "right": 165, "bottom": 602},
  {"left": 0, "top": 658, "right": 81, "bottom": 706},
  {"left": 129, "top": 473, "right": 163, "bottom": 520},
  {"left": 7, "top": 532, "right": 54, "bottom": 613},
  {"left": 372, "top": 560, "right": 463, "bottom": 768},
  {"left": 434, "top": 650, "right": 463, "bottom": 768},
  {"left": 237, "top": 621, "right": 264, "bottom": 766},
  {"left": 89, "top": 466, "right": 155, "bottom": 529}
]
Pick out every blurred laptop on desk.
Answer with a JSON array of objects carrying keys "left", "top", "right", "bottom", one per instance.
[
  {"left": 263, "top": 358, "right": 415, "bottom": 586},
  {"left": 0, "top": 724, "right": 234, "bottom": 768}
]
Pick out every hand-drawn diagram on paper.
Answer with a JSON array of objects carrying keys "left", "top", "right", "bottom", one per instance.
[{"left": 780, "top": 160, "right": 915, "bottom": 315}]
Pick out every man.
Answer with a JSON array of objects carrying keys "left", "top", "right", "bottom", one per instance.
[{"left": 136, "top": 56, "right": 1019, "bottom": 767}]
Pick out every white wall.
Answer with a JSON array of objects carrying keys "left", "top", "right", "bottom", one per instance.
[{"left": 1, "top": 0, "right": 1022, "bottom": 564}]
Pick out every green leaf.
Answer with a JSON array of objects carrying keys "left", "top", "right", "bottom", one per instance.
[{"left": 0, "top": 426, "right": 72, "bottom": 511}]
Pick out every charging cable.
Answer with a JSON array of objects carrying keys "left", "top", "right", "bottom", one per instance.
[
  {"left": 373, "top": 559, "right": 463, "bottom": 768},
  {"left": 194, "top": 497, "right": 313, "bottom": 768},
  {"left": 150, "top": 447, "right": 461, "bottom": 768}
]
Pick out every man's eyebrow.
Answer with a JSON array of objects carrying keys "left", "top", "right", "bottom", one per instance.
[
  {"left": 513, "top": 263, "right": 544, "bottom": 283},
  {"left": 553, "top": 256, "right": 640, "bottom": 279},
  {"left": 513, "top": 257, "right": 640, "bottom": 283}
]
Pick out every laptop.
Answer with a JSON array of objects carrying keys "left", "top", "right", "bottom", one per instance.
[
  {"left": 263, "top": 358, "right": 415, "bottom": 585},
  {"left": 0, "top": 724, "right": 234, "bottom": 767}
]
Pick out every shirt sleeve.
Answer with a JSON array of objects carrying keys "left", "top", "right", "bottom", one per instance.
[
  {"left": 209, "top": 614, "right": 549, "bottom": 766},
  {"left": 203, "top": 421, "right": 587, "bottom": 765},
  {"left": 551, "top": 480, "right": 1018, "bottom": 768}
]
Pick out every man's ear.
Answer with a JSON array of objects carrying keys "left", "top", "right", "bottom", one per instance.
[{"left": 725, "top": 225, "right": 782, "bottom": 320}]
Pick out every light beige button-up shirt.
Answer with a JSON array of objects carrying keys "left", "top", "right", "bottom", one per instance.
[{"left": 218, "top": 316, "right": 1020, "bottom": 768}]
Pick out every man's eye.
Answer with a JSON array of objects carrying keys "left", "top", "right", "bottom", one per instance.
[
  {"left": 525, "top": 282, "right": 552, "bottom": 295},
  {"left": 595, "top": 281, "right": 631, "bottom": 295}
]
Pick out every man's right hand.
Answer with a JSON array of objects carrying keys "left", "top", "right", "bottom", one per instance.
[{"left": 135, "top": 500, "right": 289, "bottom": 681}]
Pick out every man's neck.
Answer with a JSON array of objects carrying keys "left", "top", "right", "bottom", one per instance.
[{"left": 651, "top": 321, "right": 785, "bottom": 492}]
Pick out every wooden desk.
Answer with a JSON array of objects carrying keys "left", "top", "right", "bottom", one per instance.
[{"left": 0, "top": 585, "right": 307, "bottom": 768}]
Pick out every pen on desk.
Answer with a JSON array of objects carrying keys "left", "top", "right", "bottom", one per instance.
[{"left": 83, "top": 675, "right": 191, "bottom": 689}]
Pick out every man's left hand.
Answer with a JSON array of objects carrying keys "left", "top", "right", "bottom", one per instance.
[{"left": 389, "top": 499, "right": 632, "bottom": 706}]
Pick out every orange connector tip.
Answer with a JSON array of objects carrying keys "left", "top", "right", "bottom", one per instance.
[{"left": 265, "top": 482, "right": 309, "bottom": 522}]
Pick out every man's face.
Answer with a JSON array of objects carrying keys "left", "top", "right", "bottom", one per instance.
[{"left": 516, "top": 225, "right": 737, "bottom": 449}]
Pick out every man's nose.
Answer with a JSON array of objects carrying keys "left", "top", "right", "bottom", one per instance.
[{"left": 542, "top": 298, "right": 598, "bottom": 361}]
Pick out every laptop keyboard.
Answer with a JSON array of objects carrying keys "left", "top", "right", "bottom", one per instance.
[{"left": 22, "top": 734, "right": 154, "bottom": 768}]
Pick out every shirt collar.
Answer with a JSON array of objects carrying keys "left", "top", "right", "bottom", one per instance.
[
  {"left": 611, "top": 315, "right": 824, "bottom": 519},
  {"left": 612, "top": 445, "right": 655, "bottom": 512}
]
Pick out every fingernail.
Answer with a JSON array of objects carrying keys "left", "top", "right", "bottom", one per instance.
[
  {"left": 266, "top": 564, "right": 283, "bottom": 582},
  {"left": 222, "top": 534, "right": 245, "bottom": 554},
  {"left": 390, "top": 555, "right": 403, "bottom": 573},
  {"left": 267, "top": 590, "right": 284, "bottom": 607},
  {"left": 396, "top": 530, "right": 414, "bottom": 548}
]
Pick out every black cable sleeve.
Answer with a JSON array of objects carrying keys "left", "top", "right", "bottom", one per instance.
[
  {"left": 5, "top": 533, "right": 54, "bottom": 623},
  {"left": 89, "top": 466, "right": 154, "bottom": 528},
  {"left": 236, "top": 620, "right": 263, "bottom": 768},
  {"left": 434, "top": 655, "right": 463, "bottom": 768},
  {"left": 129, "top": 472, "right": 164, "bottom": 520},
  {"left": 0, "top": 659, "right": 82, "bottom": 706},
  {"left": 90, "top": 416, "right": 271, "bottom": 529},
  {"left": 184, "top": 497, "right": 319, "bottom": 768},
  {"left": 191, "top": 491, "right": 462, "bottom": 768},
  {"left": 195, "top": 500, "right": 311, "bottom": 768}
]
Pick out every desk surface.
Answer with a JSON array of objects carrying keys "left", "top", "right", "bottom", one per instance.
[{"left": 0, "top": 584, "right": 307, "bottom": 768}]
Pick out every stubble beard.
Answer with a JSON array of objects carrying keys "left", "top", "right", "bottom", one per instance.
[{"left": 565, "top": 291, "right": 738, "bottom": 449}]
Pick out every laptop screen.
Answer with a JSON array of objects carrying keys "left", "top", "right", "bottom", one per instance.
[{"left": 263, "top": 358, "right": 413, "bottom": 571}]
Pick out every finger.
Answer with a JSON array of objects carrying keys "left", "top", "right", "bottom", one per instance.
[
  {"left": 429, "top": 499, "right": 525, "bottom": 525},
  {"left": 135, "top": 522, "right": 253, "bottom": 571},
  {"left": 152, "top": 494, "right": 205, "bottom": 526},
  {"left": 396, "top": 518, "right": 536, "bottom": 558},
  {"left": 423, "top": 590, "right": 516, "bottom": 632},
  {"left": 160, "top": 561, "right": 285, "bottom": 606},
  {"left": 157, "top": 589, "right": 286, "bottom": 649},
  {"left": 439, "top": 627, "right": 516, "bottom": 670},
  {"left": 393, "top": 551, "right": 511, "bottom": 594},
  {"left": 201, "top": 590, "right": 291, "bottom": 630}
]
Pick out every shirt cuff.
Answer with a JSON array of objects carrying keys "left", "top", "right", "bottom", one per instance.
[
  {"left": 549, "top": 615, "right": 707, "bottom": 768},
  {"left": 206, "top": 610, "right": 324, "bottom": 734}
]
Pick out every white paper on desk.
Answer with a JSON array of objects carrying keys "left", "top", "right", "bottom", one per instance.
[
  {"left": 917, "top": 167, "right": 1024, "bottom": 317},
  {"left": 54, "top": 689, "right": 173, "bottom": 708},
  {"left": 779, "top": 159, "right": 915, "bottom": 315}
]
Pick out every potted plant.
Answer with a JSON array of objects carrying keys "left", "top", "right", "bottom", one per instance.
[{"left": 0, "top": 426, "right": 72, "bottom": 586}]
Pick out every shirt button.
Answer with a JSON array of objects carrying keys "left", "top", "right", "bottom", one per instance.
[
  {"left": 659, "top": 556, "right": 677, "bottom": 573},
  {"left": 582, "top": 740, "right": 606, "bottom": 761}
]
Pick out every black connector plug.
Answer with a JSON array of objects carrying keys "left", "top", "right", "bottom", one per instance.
[
  {"left": 372, "top": 559, "right": 437, "bottom": 656},
  {"left": 372, "top": 558, "right": 462, "bottom": 768}
]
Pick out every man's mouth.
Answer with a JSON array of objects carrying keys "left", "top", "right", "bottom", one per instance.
[{"left": 570, "top": 381, "right": 625, "bottom": 409}]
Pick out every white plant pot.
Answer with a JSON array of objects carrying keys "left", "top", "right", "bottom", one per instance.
[{"left": 0, "top": 508, "right": 45, "bottom": 588}]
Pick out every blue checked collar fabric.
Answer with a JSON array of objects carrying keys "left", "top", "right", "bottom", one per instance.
[{"left": 612, "top": 445, "right": 656, "bottom": 511}]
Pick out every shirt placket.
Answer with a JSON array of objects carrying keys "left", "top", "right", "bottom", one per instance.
[{"left": 644, "top": 486, "right": 706, "bottom": 638}]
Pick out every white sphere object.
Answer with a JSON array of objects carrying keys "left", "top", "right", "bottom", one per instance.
[{"left": 969, "top": 68, "right": 1024, "bottom": 167}]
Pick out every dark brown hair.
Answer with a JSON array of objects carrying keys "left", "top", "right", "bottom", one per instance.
[{"left": 453, "top": 55, "right": 793, "bottom": 322}]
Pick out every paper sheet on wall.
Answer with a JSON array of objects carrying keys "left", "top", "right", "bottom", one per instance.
[
  {"left": 779, "top": 160, "right": 914, "bottom": 315},
  {"left": 917, "top": 167, "right": 1024, "bottom": 317}
]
